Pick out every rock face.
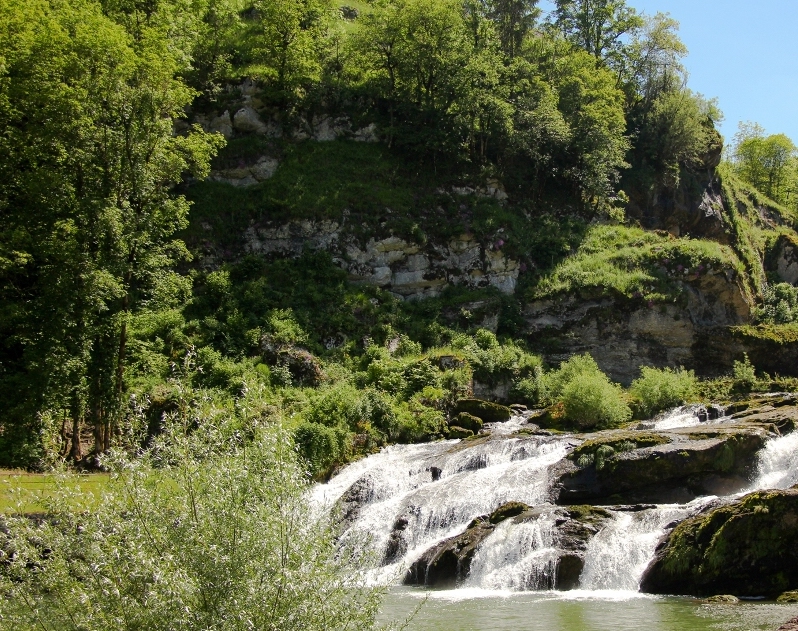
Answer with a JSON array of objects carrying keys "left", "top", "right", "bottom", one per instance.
[
  {"left": 242, "top": 220, "right": 520, "bottom": 299},
  {"left": 640, "top": 487, "right": 798, "bottom": 597},
  {"left": 525, "top": 270, "right": 751, "bottom": 384},
  {"left": 551, "top": 398, "right": 798, "bottom": 505}
]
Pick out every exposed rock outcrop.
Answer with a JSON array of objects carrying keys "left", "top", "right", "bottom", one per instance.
[
  {"left": 640, "top": 487, "right": 798, "bottom": 597},
  {"left": 525, "top": 270, "right": 751, "bottom": 384},
  {"left": 241, "top": 220, "right": 520, "bottom": 299}
]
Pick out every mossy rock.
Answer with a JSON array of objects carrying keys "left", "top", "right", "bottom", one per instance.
[
  {"left": 489, "top": 501, "right": 530, "bottom": 524},
  {"left": 641, "top": 487, "right": 798, "bottom": 597},
  {"left": 454, "top": 398, "right": 512, "bottom": 423},
  {"left": 778, "top": 591, "right": 798, "bottom": 603},
  {"left": 566, "top": 505, "right": 612, "bottom": 525},
  {"left": 448, "top": 426, "right": 474, "bottom": 439},
  {"left": 705, "top": 595, "right": 739, "bottom": 603},
  {"left": 571, "top": 431, "right": 671, "bottom": 462},
  {"left": 454, "top": 412, "right": 483, "bottom": 433}
]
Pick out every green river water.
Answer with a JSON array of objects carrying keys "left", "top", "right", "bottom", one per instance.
[{"left": 379, "top": 588, "right": 798, "bottom": 631}]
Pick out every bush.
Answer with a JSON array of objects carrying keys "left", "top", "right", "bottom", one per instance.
[
  {"left": 543, "top": 354, "right": 631, "bottom": 429},
  {"left": 294, "top": 422, "right": 352, "bottom": 475},
  {"left": 0, "top": 421, "right": 384, "bottom": 630},
  {"left": 560, "top": 373, "right": 632, "bottom": 430},
  {"left": 733, "top": 353, "right": 758, "bottom": 390},
  {"left": 630, "top": 366, "right": 698, "bottom": 418}
]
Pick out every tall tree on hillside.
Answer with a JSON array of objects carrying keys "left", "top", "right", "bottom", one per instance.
[
  {"left": 732, "top": 123, "right": 797, "bottom": 207},
  {"left": 0, "top": 0, "right": 221, "bottom": 466},
  {"left": 553, "top": 0, "right": 643, "bottom": 68}
]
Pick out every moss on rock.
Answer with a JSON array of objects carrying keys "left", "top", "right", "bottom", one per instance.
[
  {"left": 454, "top": 398, "right": 512, "bottom": 423},
  {"left": 489, "top": 501, "right": 530, "bottom": 524},
  {"left": 454, "top": 412, "right": 484, "bottom": 433},
  {"left": 447, "top": 426, "right": 474, "bottom": 439},
  {"left": 640, "top": 487, "right": 798, "bottom": 597}
]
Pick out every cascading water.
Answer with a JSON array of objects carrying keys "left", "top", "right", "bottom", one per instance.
[
  {"left": 579, "top": 506, "right": 693, "bottom": 591},
  {"left": 749, "top": 428, "right": 798, "bottom": 491},
  {"left": 315, "top": 405, "right": 798, "bottom": 596},
  {"left": 464, "top": 513, "right": 558, "bottom": 591},
  {"left": 312, "top": 425, "right": 570, "bottom": 582}
]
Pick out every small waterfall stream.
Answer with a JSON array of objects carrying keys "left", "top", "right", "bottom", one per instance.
[{"left": 313, "top": 407, "right": 798, "bottom": 595}]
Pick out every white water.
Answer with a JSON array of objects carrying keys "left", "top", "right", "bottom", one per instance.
[
  {"left": 314, "top": 406, "right": 798, "bottom": 596},
  {"left": 465, "top": 513, "right": 558, "bottom": 590}
]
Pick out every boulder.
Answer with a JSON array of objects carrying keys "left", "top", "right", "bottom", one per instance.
[
  {"left": 209, "top": 110, "right": 233, "bottom": 139},
  {"left": 551, "top": 424, "right": 772, "bottom": 505},
  {"left": 447, "top": 426, "right": 473, "bottom": 439},
  {"left": 453, "top": 412, "right": 483, "bottom": 433},
  {"left": 233, "top": 107, "right": 268, "bottom": 134},
  {"left": 488, "top": 501, "right": 529, "bottom": 524},
  {"left": 454, "top": 399, "right": 512, "bottom": 423},
  {"left": 640, "top": 487, "right": 798, "bottom": 597}
]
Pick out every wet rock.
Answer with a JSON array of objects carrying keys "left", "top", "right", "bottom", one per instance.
[
  {"left": 404, "top": 517, "right": 495, "bottom": 588},
  {"left": 454, "top": 399, "right": 512, "bottom": 423},
  {"left": 489, "top": 501, "right": 529, "bottom": 524},
  {"left": 448, "top": 426, "right": 474, "bottom": 439},
  {"left": 778, "top": 617, "right": 798, "bottom": 631},
  {"left": 551, "top": 424, "right": 772, "bottom": 505},
  {"left": 705, "top": 595, "right": 739, "bottom": 603},
  {"left": 640, "top": 487, "right": 798, "bottom": 597},
  {"left": 778, "top": 591, "right": 798, "bottom": 603},
  {"left": 429, "top": 466, "right": 442, "bottom": 482}
]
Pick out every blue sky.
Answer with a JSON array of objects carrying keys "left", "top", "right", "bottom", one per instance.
[{"left": 539, "top": 0, "right": 798, "bottom": 147}]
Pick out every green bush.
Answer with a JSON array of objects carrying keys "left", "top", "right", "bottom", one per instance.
[
  {"left": 0, "top": 421, "right": 383, "bottom": 630},
  {"left": 293, "top": 422, "right": 352, "bottom": 475},
  {"left": 544, "top": 354, "right": 631, "bottom": 429},
  {"left": 560, "top": 373, "right": 632, "bottom": 430},
  {"left": 733, "top": 353, "right": 758, "bottom": 390},
  {"left": 630, "top": 366, "right": 698, "bottom": 418}
]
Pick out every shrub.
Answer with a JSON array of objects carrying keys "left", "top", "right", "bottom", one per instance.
[
  {"left": 544, "top": 354, "right": 631, "bottom": 429},
  {"left": 294, "top": 422, "right": 352, "bottom": 475},
  {"left": 0, "top": 422, "right": 384, "bottom": 630},
  {"left": 630, "top": 366, "right": 698, "bottom": 418},
  {"left": 733, "top": 353, "right": 758, "bottom": 390},
  {"left": 560, "top": 373, "right": 632, "bottom": 430}
]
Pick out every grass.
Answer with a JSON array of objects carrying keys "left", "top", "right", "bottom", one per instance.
[
  {"left": 0, "top": 470, "right": 109, "bottom": 514},
  {"left": 528, "top": 224, "right": 745, "bottom": 303}
]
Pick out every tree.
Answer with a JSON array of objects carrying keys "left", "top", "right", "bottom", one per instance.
[
  {"left": 553, "top": 0, "right": 643, "bottom": 68},
  {"left": 0, "top": 0, "right": 222, "bottom": 466},
  {"left": 0, "top": 406, "right": 386, "bottom": 630},
  {"left": 732, "top": 122, "right": 797, "bottom": 206},
  {"left": 251, "top": 0, "right": 333, "bottom": 94}
]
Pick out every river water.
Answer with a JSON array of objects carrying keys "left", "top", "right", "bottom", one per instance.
[
  {"left": 379, "top": 589, "right": 798, "bottom": 631},
  {"left": 311, "top": 406, "right": 798, "bottom": 629}
]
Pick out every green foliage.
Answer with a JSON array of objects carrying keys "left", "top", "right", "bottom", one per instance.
[
  {"left": 531, "top": 224, "right": 745, "bottom": 303},
  {"left": 543, "top": 353, "right": 631, "bottom": 429},
  {"left": 732, "top": 353, "right": 757, "bottom": 391},
  {"left": 560, "top": 371, "right": 631, "bottom": 430},
  {"left": 731, "top": 122, "right": 798, "bottom": 211},
  {"left": 630, "top": 366, "right": 698, "bottom": 418},
  {"left": 0, "top": 420, "right": 385, "bottom": 630},
  {"left": 754, "top": 282, "right": 798, "bottom": 324}
]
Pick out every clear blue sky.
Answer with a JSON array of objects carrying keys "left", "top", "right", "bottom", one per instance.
[{"left": 539, "top": 0, "right": 798, "bottom": 147}]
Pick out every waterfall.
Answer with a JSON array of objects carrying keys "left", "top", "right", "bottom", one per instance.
[
  {"left": 465, "top": 513, "right": 558, "bottom": 591},
  {"left": 579, "top": 506, "right": 691, "bottom": 591},
  {"left": 314, "top": 408, "right": 798, "bottom": 595},
  {"left": 749, "top": 429, "right": 798, "bottom": 491},
  {"left": 312, "top": 429, "right": 569, "bottom": 580}
]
